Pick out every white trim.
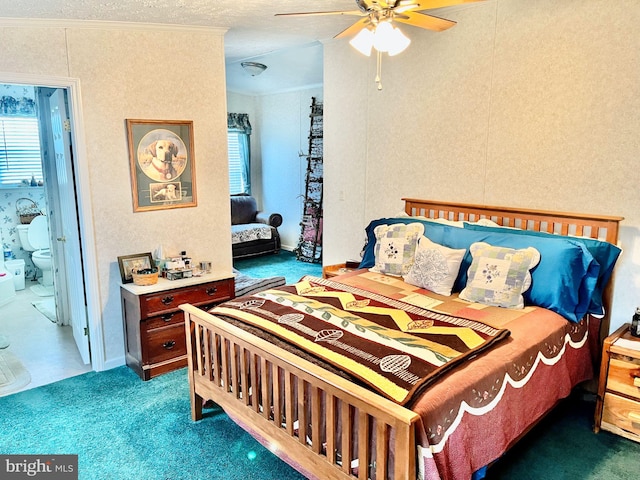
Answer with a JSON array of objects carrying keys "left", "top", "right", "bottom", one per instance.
[
  {"left": 0, "top": 17, "right": 227, "bottom": 34},
  {"left": 0, "top": 71, "right": 105, "bottom": 371}
]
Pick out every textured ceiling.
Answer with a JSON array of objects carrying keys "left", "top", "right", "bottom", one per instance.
[
  {"left": 0, "top": 0, "right": 364, "bottom": 94},
  {"left": 0, "top": 1, "right": 479, "bottom": 95},
  {"left": 0, "top": 0, "right": 357, "bottom": 62}
]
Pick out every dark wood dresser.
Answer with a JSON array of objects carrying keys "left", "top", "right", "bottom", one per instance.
[{"left": 121, "top": 273, "right": 235, "bottom": 380}]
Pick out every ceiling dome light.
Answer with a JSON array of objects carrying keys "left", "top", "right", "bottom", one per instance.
[{"left": 241, "top": 62, "right": 267, "bottom": 76}]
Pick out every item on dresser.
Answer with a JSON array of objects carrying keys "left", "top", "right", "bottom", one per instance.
[
  {"left": 131, "top": 268, "right": 158, "bottom": 286},
  {"left": 117, "top": 252, "right": 155, "bottom": 284}
]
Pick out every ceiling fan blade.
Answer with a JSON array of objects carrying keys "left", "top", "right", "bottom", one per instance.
[
  {"left": 394, "top": 11, "right": 457, "bottom": 31},
  {"left": 275, "top": 10, "right": 364, "bottom": 17},
  {"left": 335, "top": 17, "right": 372, "bottom": 39},
  {"left": 415, "top": 0, "right": 484, "bottom": 8}
]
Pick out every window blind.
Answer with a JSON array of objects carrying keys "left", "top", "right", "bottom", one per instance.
[
  {"left": 0, "top": 116, "right": 43, "bottom": 186},
  {"left": 228, "top": 131, "right": 247, "bottom": 195}
]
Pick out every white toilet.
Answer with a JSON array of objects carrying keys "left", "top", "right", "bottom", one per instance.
[
  {"left": 0, "top": 230, "right": 16, "bottom": 306},
  {"left": 17, "top": 215, "right": 53, "bottom": 287}
]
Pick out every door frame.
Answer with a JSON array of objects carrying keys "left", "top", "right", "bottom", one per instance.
[{"left": 1, "top": 72, "right": 104, "bottom": 371}]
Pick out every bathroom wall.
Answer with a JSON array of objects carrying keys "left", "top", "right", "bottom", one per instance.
[
  {"left": 0, "top": 83, "right": 46, "bottom": 280},
  {"left": 0, "top": 187, "right": 46, "bottom": 280}
]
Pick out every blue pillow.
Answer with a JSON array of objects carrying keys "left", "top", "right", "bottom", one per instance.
[
  {"left": 359, "top": 218, "right": 449, "bottom": 269},
  {"left": 439, "top": 226, "right": 599, "bottom": 322},
  {"left": 463, "top": 223, "right": 621, "bottom": 316}
]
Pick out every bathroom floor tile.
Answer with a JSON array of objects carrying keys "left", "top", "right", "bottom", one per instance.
[{"left": 0, "top": 280, "right": 91, "bottom": 396}]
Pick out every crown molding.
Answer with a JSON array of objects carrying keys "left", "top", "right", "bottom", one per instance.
[{"left": 0, "top": 17, "right": 227, "bottom": 35}]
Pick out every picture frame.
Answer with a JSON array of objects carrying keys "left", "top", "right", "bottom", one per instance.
[
  {"left": 117, "top": 252, "right": 154, "bottom": 284},
  {"left": 126, "top": 119, "right": 197, "bottom": 212}
]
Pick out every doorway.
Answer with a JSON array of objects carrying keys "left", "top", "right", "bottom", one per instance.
[{"left": 0, "top": 73, "right": 104, "bottom": 390}]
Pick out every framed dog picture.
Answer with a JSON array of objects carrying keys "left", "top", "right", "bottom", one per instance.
[
  {"left": 126, "top": 119, "right": 197, "bottom": 212},
  {"left": 117, "top": 252, "right": 154, "bottom": 283}
]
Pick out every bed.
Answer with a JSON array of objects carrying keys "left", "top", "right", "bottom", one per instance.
[{"left": 180, "top": 198, "right": 623, "bottom": 480}]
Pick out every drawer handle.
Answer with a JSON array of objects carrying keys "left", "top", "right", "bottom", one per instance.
[
  {"left": 206, "top": 287, "right": 218, "bottom": 296},
  {"left": 161, "top": 295, "right": 174, "bottom": 305},
  {"left": 162, "top": 340, "right": 176, "bottom": 350},
  {"left": 161, "top": 313, "right": 175, "bottom": 322}
]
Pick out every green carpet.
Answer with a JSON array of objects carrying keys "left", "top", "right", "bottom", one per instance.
[
  {"left": 233, "top": 250, "right": 322, "bottom": 285},
  {"left": 0, "top": 367, "right": 305, "bottom": 480},
  {"left": 2, "top": 251, "right": 638, "bottom": 479},
  {"left": 486, "top": 392, "right": 640, "bottom": 479},
  {"left": 2, "top": 368, "right": 638, "bottom": 480}
]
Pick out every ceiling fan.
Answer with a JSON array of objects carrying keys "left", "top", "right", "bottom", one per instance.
[
  {"left": 276, "top": 1, "right": 483, "bottom": 42},
  {"left": 276, "top": 1, "right": 483, "bottom": 89}
]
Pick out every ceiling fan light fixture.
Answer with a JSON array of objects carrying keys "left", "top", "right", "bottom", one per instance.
[
  {"left": 372, "top": 21, "right": 395, "bottom": 53},
  {"left": 241, "top": 62, "right": 268, "bottom": 76},
  {"left": 349, "top": 27, "right": 375, "bottom": 56},
  {"left": 386, "top": 26, "right": 411, "bottom": 56}
]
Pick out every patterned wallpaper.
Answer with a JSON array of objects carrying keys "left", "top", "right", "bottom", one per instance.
[
  {"left": 0, "top": 22, "right": 229, "bottom": 367},
  {"left": 323, "top": 0, "right": 640, "bottom": 334},
  {"left": 0, "top": 187, "right": 46, "bottom": 279}
]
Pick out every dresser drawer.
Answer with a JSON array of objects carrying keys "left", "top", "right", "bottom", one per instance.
[
  {"left": 145, "top": 324, "right": 187, "bottom": 364},
  {"left": 607, "top": 356, "right": 640, "bottom": 401},
  {"left": 602, "top": 392, "right": 640, "bottom": 440},
  {"left": 145, "top": 311, "right": 184, "bottom": 330},
  {"left": 143, "top": 280, "right": 233, "bottom": 316}
]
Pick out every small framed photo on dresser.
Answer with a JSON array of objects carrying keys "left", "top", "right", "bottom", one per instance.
[{"left": 117, "top": 252, "right": 154, "bottom": 284}]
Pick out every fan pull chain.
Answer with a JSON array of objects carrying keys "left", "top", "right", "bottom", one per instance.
[{"left": 375, "top": 50, "right": 383, "bottom": 90}]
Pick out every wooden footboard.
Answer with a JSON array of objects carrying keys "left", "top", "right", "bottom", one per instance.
[{"left": 181, "top": 304, "right": 420, "bottom": 480}]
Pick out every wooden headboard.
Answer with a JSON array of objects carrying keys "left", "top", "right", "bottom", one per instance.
[
  {"left": 403, "top": 198, "right": 623, "bottom": 244},
  {"left": 402, "top": 198, "right": 624, "bottom": 344}
]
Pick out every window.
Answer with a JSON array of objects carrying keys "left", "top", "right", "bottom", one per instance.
[
  {"left": 227, "top": 113, "right": 252, "bottom": 195},
  {"left": 0, "top": 116, "right": 43, "bottom": 186},
  {"left": 228, "top": 131, "right": 250, "bottom": 195}
]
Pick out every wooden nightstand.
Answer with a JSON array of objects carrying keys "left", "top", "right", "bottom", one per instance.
[
  {"left": 594, "top": 323, "right": 640, "bottom": 443},
  {"left": 322, "top": 261, "right": 361, "bottom": 279},
  {"left": 121, "top": 273, "right": 234, "bottom": 380}
]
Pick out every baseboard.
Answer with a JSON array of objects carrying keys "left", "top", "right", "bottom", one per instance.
[{"left": 100, "top": 355, "right": 126, "bottom": 372}]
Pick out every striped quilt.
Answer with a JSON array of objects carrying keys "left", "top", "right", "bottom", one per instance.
[{"left": 210, "top": 275, "right": 510, "bottom": 405}]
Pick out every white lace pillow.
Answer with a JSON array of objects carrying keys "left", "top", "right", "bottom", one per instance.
[
  {"left": 403, "top": 236, "right": 466, "bottom": 296},
  {"left": 370, "top": 223, "right": 425, "bottom": 277},
  {"left": 459, "top": 242, "right": 541, "bottom": 309}
]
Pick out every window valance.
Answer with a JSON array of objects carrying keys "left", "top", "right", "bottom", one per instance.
[
  {"left": 1, "top": 96, "right": 36, "bottom": 116},
  {"left": 227, "top": 113, "right": 252, "bottom": 135}
]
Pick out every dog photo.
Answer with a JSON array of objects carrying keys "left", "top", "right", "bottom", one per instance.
[
  {"left": 127, "top": 119, "right": 197, "bottom": 212},
  {"left": 149, "top": 182, "right": 182, "bottom": 203},
  {"left": 136, "top": 128, "right": 188, "bottom": 182}
]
